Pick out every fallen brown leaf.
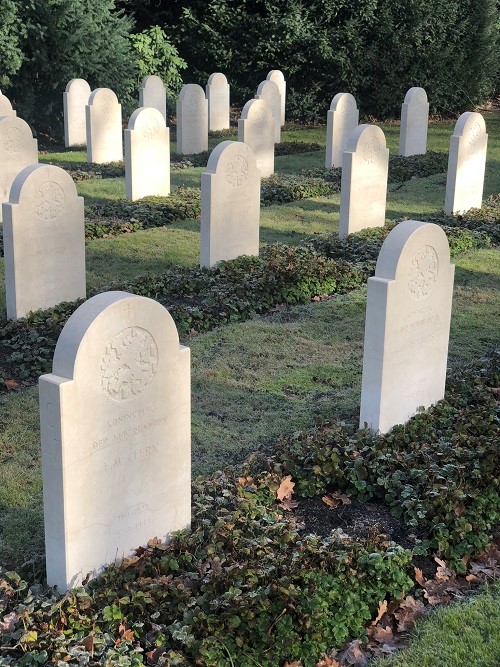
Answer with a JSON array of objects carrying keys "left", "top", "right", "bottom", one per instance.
[
  {"left": 322, "top": 492, "right": 351, "bottom": 509},
  {"left": 371, "top": 600, "right": 388, "bottom": 626},
  {"left": 316, "top": 656, "right": 340, "bottom": 667},
  {"left": 3, "top": 379, "right": 19, "bottom": 390},
  {"left": 0, "top": 612, "right": 17, "bottom": 634},
  {"left": 81, "top": 634, "right": 94, "bottom": 653},
  {"left": 339, "top": 639, "right": 367, "bottom": 665},
  {"left": 277, "top": 475, "right": 295, "bottom": 502},
  {"left": 372, "top": 625, "right": 394, "bottom": 644},
  {"left": 394, "top": 596, "right": 425, "bottom": 631},
  {"left": 280, "top": 498, "right": 299, "bottom": 510}
]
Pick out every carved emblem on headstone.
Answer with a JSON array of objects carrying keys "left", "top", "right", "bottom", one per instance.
[
  {"left": 2, "top": 127, "right": 23, "bottom": 153},
  {"left": 34, "top": 181, "right": 66, "bottom": 220},
  {"left": 362, "top": 136, "right": 381, "bottom": 164},
  {"left": 142, "top": 118, "right": 160, "bottom": 140},
  {"left": 225, "top": 155, "right": 248, "bottom": 187},
  {"left": 408, "top": 245, "right": 439, "bottom": 299}
]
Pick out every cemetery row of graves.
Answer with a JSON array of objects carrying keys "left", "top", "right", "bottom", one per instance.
[{"left": 0, "top": 71, "right": 498, "bottom": 665}]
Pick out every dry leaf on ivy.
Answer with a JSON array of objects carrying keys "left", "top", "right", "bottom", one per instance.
[
  {"left": 80, "top": 634, "right": 94, "bottom": 653},
  {"left": 394, "top": 596, "right": 425, "bottom": 632},
  {"left": 280, "top": 498, "right": 299, "bottom": 510},
  {"left": 339, "top": 639, "right": 367, "bottom": 665},
  {"left": 284, "top": 661, "right": 301, "bottom": 667},
  {"left": 277, "top": 475, "right": 295, "bottom": 501},
  {"left": 322, "top": 492, "right": 351, "bottom": 509},
  {"left": 0, "top": 612, "right": 17, "bottom": 634},
  {"left": 434, "top": 557, "right": 453, "bottom": 581},
  {"left": 316, "top": 656, "right": 340, "bottom": 667},
  {"left": 371, "top": 600, "right": 388, "bottom": 626}
]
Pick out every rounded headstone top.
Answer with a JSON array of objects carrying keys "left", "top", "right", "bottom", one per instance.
[
  {"left": 7, "top": 163, "right": 76, "bottom": 209},
  {"left": 0, "top": 94, "right": 15, "bottom": 117},
  {"left": 141, "top": 75, "right": 165, "bottom": 91},
  {"left": 240, "top": 97, "right": 272, "bottom": 126},
  {"left": 330, "top": 92, "right": 357, "bottom": 114},
  {"left": 128, "top": 106, "right": 166, "bottom": 138},
  {"left": 179, "top": 83, "right": 206, "bottom": 103},
  {"left": 65, "top": 78, "right": 91, "bottom": 95},
  {"left": 0, "top": 115, "right": 35, "bottom": 153},
  {"left": 345, "top": 123, "right": 386, "bottom": 157},
  {"left": 266, "top": 70, "right": 285, "bottom": 83},
  {"left": 207, "top": 72, "right": 228, "bottom": 87},
  {"left": 257, "top": 79, "right": 280, "bottom": 99},
  {"left": 453, "top": 111, "right": 486, "bottom": 141},
  {"left": 88, "top": 88, "right": 119, "bottom": 111},
  {"left": 404, "top": 87, "right": 428, "bottom": 106},
  {"left": 205, "top": 140, "right": 257, "bottom": 181}
]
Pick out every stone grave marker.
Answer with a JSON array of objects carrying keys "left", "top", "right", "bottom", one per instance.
[
  {"left": 206, "top": 73, "right": 230, "bottom": 131},
  {"left": 256, "top": 80, "right": 281, "bottom": 143},
  {"left": 0, "top": 115, "right": 38, "bottom": 222},
  {"left": 359, "top": 220, "right": 454, "bottom": 434},
  {"left": 444, "top": 112, "right": 488, "bottom": 215},
  {"left": 125, "top": 107, "right": 170, "bottom": 201},
  {"left": 176, "top": 84, "right": 208, "bottom": 155},
  {"left": 399, "top": 87, "right": 429, "bottom": 156},
  {"left": 86, "top": 88, "right": 123, "bottom": 164},
  {"left": 200, "top": 141, "right": 260, "bottom": 268},
  {"left": 3, "top": 164, "right": 86, "bottom": 320},
  {"left": 139, "top": 75, "right": 167, "bottom": 123},
  {"left": 63, "top": 78, "right": 91, "bottom": 147},
  {"left": 238, "top": 98, "right": 274, "bottom": 177},
  {"left": 325, "top": 92, "right": 359, "bottom": 168},
  {"left": 40, "top": 291, "right": 191, "bottom": 592},
  {"left": 0, "top": 93, "right": 16, "bottom": 118},
  {"left": 339, "top": 124, "right": 389, "bottom": 238},
  {"left": 266, "top": 70, "right": 286, "bottom": 126}
]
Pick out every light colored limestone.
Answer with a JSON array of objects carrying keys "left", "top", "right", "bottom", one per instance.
[
  {"left": 63, "top": 79, "right": 91, "bottom": 147},
  {"left": 339, "top": 124, "right": 389, "bottom": 239},
  {"left": 139, "top": 75, "right": 167, "bottom": 123},
  {"left": 206, "top": 73, "right": 230, "bottom": 131},
  {"left": 0, "top": 116, "right": 38, "bottom": 223},
  {"left": 200, "top": 141, "right": 260, "bottom": 268},
  {"left": 3, "top": 164, "right": 86, "bottom": 320},
  {"left": 0, "top": 93, "right": 16, "bottom": 118},
  {"left": 256, "top": 80, "right": 281, "bottom": 143},
  {"left": 359, "top": 220, "right": 454, "bottom": 434},
  {"left": 40, "top": 291, "right": 191, "bottom": 592},
  {"left": 325, "top": 92, "right": 359, "bottom": 168},
  {"left": 86, "top": 88, "right": 123, "bottom": 164},
  {"left": 399, "top": 87, "right": 429, "bottom": 156},
  {"left": 125, "top": 107, "right": 170, "bottom": 201},
  {"left": 444, "top": 112, "right": 488, "bottom": 215},
  {"left": 266, "top": 70, "right": 286, "bottom": 125},
  {"left": 238, "top": 98, "right": 274, "bottom": 178},
  {"left": 176, "top": 84, "right": 208, "bottom": 155}
]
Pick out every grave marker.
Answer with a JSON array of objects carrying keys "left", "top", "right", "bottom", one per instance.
[
  {"left": 256, "top": 80, "right": 281, "bottom": 143},
  {"left": 359, "top": 220, "right": 454, "bottom": 434},
  {"left": 339, "top": 124, "right": 389, "bottom": 238},
  {"left": 63, "top": 79, "right": 91, "bottom": 147},
  {"left": 200, "top": 141, "right": 260, "bottom": 267},
  {"left": 176, "top": 84, "right": 208, "bottom": 155},
  {"left": 266, "top": 70, "right": 286, "bottom": 125},
  {"left": 238, "top": 98, "right": 274, "bottom": 177},
  {"left": 325, "top": 92, "right": 359, "bottom": 168},
  {"left": 139, "top": 75, "right": 167, "bottom": 122},
  {"left": 40, "top": 291, "right": 191, "bottom": 592},
  {"left": 206, "top": 73, "right": 230, "bottom": 131},
  {"left": 399, "top": 87, "right": 429, "bottom": 156},
  {"left": 86, "top": 88, "right": 123, "bottom": 164},
  {"left": 0, "top": 116, "right": 38, "bottom": 222},
  {"left": 0, "top": 93, "right": 16, "bottom": 118},
  {"left": 3, "top": 164, "right": 86, "bottom": 319}
]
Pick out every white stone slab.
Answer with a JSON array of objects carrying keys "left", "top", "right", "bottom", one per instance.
[
  {"left": 86, "top": 88, "right": 123, "bottom": 164},
  {"left": 0, "top": 116, "right": 38, "bottom": 223},
  {"left": 176, "top": 84, "right": 208, "bottom": 155},
  {"left": 238, "top": 98, "right": 274, "bottom": 178},
  {"left": 359, "top": 220, "right": 455, "bottom": 434},
  {"left": 63, "top": 79, "right": 91, "bottom": 147},
  {"left": 200, "top": 141, "right": 260, "bottom": 268},
  {"left": 3, "top": 164, "right": 86, "bottom": 320},
  {"left": 139, "top": 75, "right": 167, "bottom": 123},
  {"left": 125, "top": 107, "right": 170, "bottom": 201},
  {"left": 0, "top": 93, "right": 16, "bottom": 118},
  {"left": 256, "top": 80, "right": 281, "bottom": 143},
  {"left": 339, "top": 124, "right": 389, "bottom": 239},
  {"left": 399, "top": 87, "right": 429, "bottom": 156},
  {"left": 40, "top": 291, "right": 191, "bottom": 592},
  {"left": 266, "top": 70, "right": 286, "bottom": 125},
  {"left": 444, "top": 112, "right": 488, "bottom": 215},
  {"left": 206, "top": 73, "right": 230, "bottom": 131},
  {"left": 325, "top": 92, "right": 359, "bottom": 168}
]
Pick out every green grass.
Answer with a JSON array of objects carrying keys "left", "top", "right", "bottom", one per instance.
[{"left": 373, "top": 584, "right": 500, "bottom": 667}]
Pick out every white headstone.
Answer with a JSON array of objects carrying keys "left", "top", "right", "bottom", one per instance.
[
  {"left": 3, "top": 164, "right": 86, "bottom": 320},
  {"left": 325, "top": 92, "right": 359, "bottom": 168},
  {"left": 139, "top": 75, "right": 167, "bottom": 123},
  {"left": 399, "top": 87, "right": 429, "bottom": 156},
  {"left": 444, "top": 112, "right": 488, "bottom": 215},
  {"left": 176, "top": 84, "right": 208, "bottom": 155},
  {"left": 359, "top": 220, "right": 454, "bottom": 434},
  {"left": 0, "top": 116, "right": 38, "bottom": 223},
  {"left": 40, "top": 291, "right": 191, "bottom": 592},
  {"left": 86, "top": 88, "right": 123, "bottom": 164},
  {"left": 125, "top": 107, "right": 170, "bottom": 201},
  {"left": 0, "top": 93, "right": 16, "bottom": 118},
  {"left": 63, "top": 79, "right": 91, "bottom": 147},
  {"left": 206, "top": 73, "right": 230, "bottom": 131},
  {"left": 339, "top": 124, "right": 389, "bottom": 239},
  {"left": 266, "top": 70, "right": 286, "bottom": 126},
  {"left": 200, "top": 141, "right": 260, "bottom": 268},
  {"left": 256, "top": 80, "right": 281, "bottom": 143},
  {"left": 238, "top": 98, "right": 274, "bottom": 178}
]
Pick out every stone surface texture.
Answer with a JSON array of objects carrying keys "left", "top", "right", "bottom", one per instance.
[
  {"left": 63, "top": 79, "right": 91, "bottom": 147},
  {"left": 238, "top": 98, "right": 274, "bottom": 177},
  {"left": 40, "top": 291, "right": 191, "bottom": 592},
  {"left": 325, "top": 92, "right": 359, "bottom": 168},
  {"left": 125, "top": 107, "right": 170, "bottom": 201},
  {"left": 0, "top": 94, "right": 16, "bottom": 118},
  {"left": 3, "top": 164, "right": 86, "bottom": 320},
  {"left": 176, "top": 84, "right": 208, "bottom": 155},
  {"left": 266, "top": 70, "right": 286, "bottom": 125},
  {"left": 86, "top": 88, "right": 123, "bottom": 164},
  {"left": 206, "top": 73, "right": 230, "bottom": 131},
  {"left": 0, "top": 116, "right": 38, "bottom": 223},
  {"left": 399, "top": 87, "right": 429, "bottom": 157},
  {"left": 256, "top": 80, "right": 281, "bottom": 143},
  {"left": 359, "top": 220, "right": 454, "bottom": 434},
  {"left": 139, "top": 75, "right": 167, "bottom": 122},
  {"left": 444, "top": 112, "right": 488, "bottom": 215},
  {"left": 200, "top": 141, "right": 260, "bottom": 268},
  {"left": 339, "top": 124, "right": 389, "bottom": 238}
]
